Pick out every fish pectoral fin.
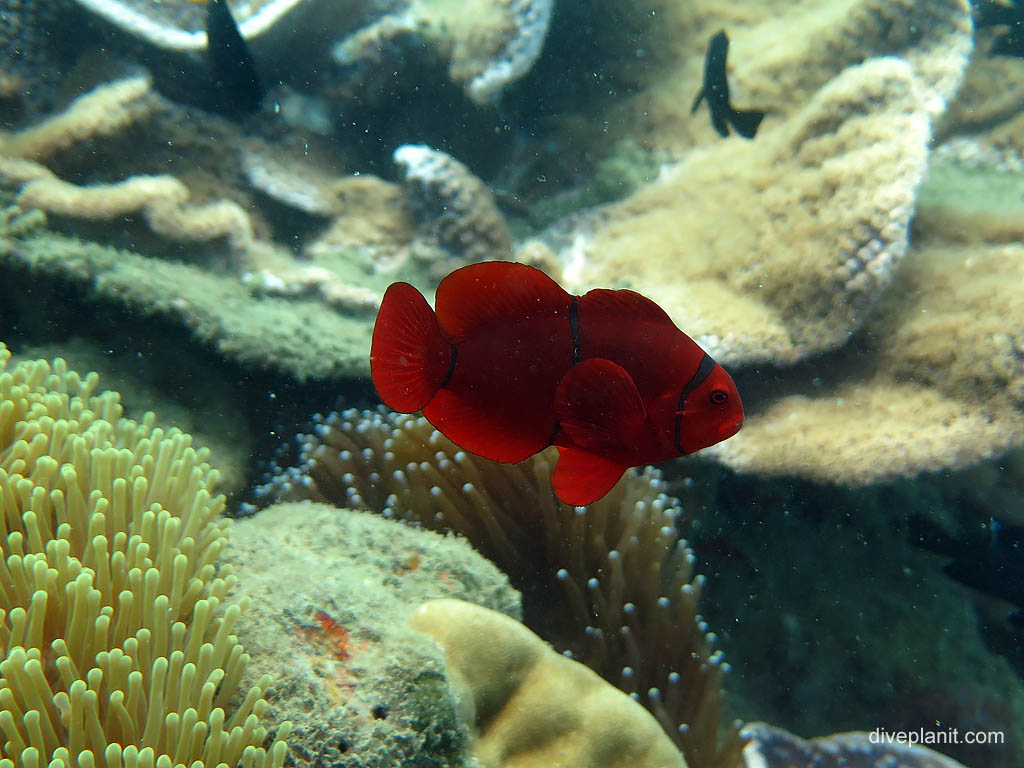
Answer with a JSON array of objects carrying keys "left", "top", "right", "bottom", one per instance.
[
  {"left": 556, "top": 358, "right": 646, "bottom": 453},
  {"left": 690, "top": 87, "right": 706, "bottom": 114},
  {"left": 552, "top": 446, "right": 627, "bottom": 507}
]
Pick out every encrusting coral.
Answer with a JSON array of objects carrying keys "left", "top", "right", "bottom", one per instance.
[
  {"left": 220, "top": 502, "right": 521, "bottom": 768},
  {"left": 0, "top": 342, "right": 290, "bottom": 768},
  {"left": 409, "top": 599, "right": 686, "bottom": 768},
  {"left": 259, "top": 407, "right": 744, "bottom": 768}
]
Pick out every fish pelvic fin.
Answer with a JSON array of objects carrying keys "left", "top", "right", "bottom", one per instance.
[
  {"left": 371, "top": 282, "right": 452, "bottom": 412},
  {"left": 423, "top": 388, "right": 550, "bottom": 464},
  {"left": 710, "top": 107, "right": 731, "bottom": 138},
  {"left": 552, "top": 446, "right": 627, "bottom": 506},
  {"left": 729, "top": 107, "right": 765, "bottom": 139}
]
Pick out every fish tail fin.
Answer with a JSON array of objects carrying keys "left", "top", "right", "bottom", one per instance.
[
  {"left": 729, "top": 107, "right": 765, "bottom": 139},
  {"left": 371, "top": 282, "right": 452, "bottom": 412}
]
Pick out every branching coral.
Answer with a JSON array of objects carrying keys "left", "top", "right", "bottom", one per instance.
[
  {"left": 331, "top": 0, "right": 554, "bottom": 104},
  {"left": 0, "top": 342, "right": 290, "bottom": 768},
  {"left": 0, "top": 77, "right": 262, "bottom": 259},
  {"left": 259, "top": 407, "right": 744, "bottom": 768},
  {"left": 393, "top": 144, "right": 513, "bottom": 267}
]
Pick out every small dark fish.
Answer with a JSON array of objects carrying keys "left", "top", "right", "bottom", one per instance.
[
  {"left": 691, "top": 30, "right": 764, "bottom": 139},
  {"left": 206, "top": 0, "right": 265, "bottom": 115},
  {"left": 910, "top": 513, "right": 1024, "bottom": 626},
  {"left": 974, "top": 0, "right": 1024, "bottom": 58}
]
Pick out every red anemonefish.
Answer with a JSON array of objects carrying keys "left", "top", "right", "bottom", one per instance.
[{"left": 370, "top": 261, "right": 743, "bottom": 506}]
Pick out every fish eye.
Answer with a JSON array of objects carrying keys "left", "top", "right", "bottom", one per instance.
[{"left": 709, "top": 389, "right": 728, "bottom": 405}]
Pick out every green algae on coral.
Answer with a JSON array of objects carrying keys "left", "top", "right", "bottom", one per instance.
[
  {"left": 915, "top": 156, "right": 1024, "bottom": 243},
  {"left": 220, "top": 502, "right": 521, "bottom": 768},
  {"left": 1, "top": 230, "right": 376, "bottom": 380}
]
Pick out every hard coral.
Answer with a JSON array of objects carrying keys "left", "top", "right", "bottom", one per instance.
[
  {"left": 393, "top": 144, "right": 513, "bottom": 268},
  {"left": 567, "top": 57, "right": 932, "bottom": 367},
  {"left": 0, "top": 343, "right": 289, "bottom": 768},
  {"left": 260, "top": 407, "right": 744, "bottom": 768},
  {"left": 0, "top": 78, "right": 265, "bottom": 260},
  {"left": 712, "top": 242, "right": 1024, "bottom": 485},
  {"left": 410, "top": 599, "right": 686, "bottom": 768},
  {"left": 733, "top": 0, "right": 972, "bottom": 121},
  {"left": 331, "top": 0, "right": 554, "bottom": 104},
  {"left": 0, "top": 76, "right": 154, "bottom": 161}
]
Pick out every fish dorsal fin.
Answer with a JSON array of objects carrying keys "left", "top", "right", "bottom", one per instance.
[
  {"left": 556, "top": 358, "right": 647, "bottom": 452},
  {"left": 434, "top": 261, "right": 572, "bottom": 340},
  {"left": 577, "top": 287, "right": 677, "bottom": 329},
  {"left": 552, "top": 446, "right": 627, "bottom": 506}
]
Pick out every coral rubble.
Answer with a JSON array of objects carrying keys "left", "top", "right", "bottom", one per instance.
[{"left": 741, "top": 722, "right": 970, "bottom": 768}]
